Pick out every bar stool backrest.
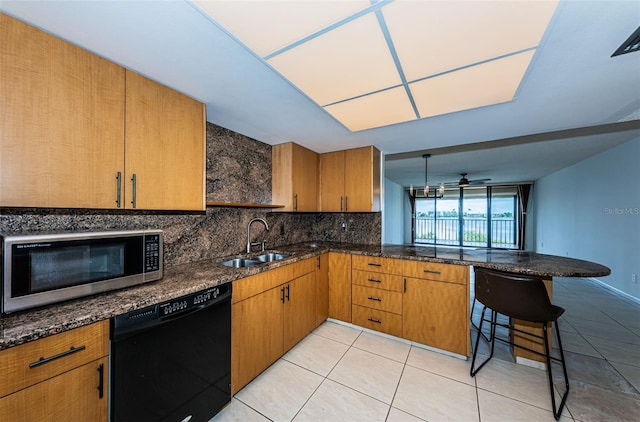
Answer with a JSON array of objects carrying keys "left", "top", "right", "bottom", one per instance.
[{"left": 474, "top": 268, "right": 555, "bottom": 323}]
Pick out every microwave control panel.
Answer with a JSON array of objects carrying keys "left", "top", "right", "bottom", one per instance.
[{"left": 144, "top": 234, "right": 161, "bottom": 272}]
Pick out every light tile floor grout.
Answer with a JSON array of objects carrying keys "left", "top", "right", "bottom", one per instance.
[{"left": 212, "top": 277, "right": 640, "bottom": 422}]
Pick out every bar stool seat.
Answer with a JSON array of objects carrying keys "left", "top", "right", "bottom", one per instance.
[{"left": 470, "top": 268, "right": 569, "bottom": 420}]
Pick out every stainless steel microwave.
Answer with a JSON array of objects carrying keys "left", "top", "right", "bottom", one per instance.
[{"left": 1, "top": 230, "right": 163, "bottom": 314}]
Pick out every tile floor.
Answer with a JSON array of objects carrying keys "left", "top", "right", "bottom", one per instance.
[{"left": 211, "top": 277, "right": 640, "bottom": 421}]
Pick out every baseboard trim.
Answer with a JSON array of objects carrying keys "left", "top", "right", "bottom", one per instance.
[{"left": 588, "top": 277, "right": 640, "bottom": 305}]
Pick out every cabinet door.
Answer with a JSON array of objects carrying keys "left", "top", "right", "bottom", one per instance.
[
  {"left": 0, "top": 357, "right": 108, "bottom": 421},
  {"left": 344, "top": 146, "right": 380, "bottom": 212},
  {"left": 328, "top": 252, "right": 352, "bottom": 322},
  {"left": 231, "top": 287, "right": 284, "bottom": 394},
  {"left": 125, "top": 70, "right": 205, "bottom": 211},
  {"left": 0, "top": 14, "right": 125, "bottom": 209},
  {"left": 319, "top": 151, "right": 345, "bottom": 212},
  {"left": 284, "top": 272, "right": 317, "bottom": 352},
  {"left": 272, "top": 142, "right": 318, "bottom": 211},
  {"left": 403, "top": 278, "right": 468, "bottom": 355},
  {"left": 291, "top": 143, "right": 318, "bottom": 211},
  {"left": 315, "top": 254, "right": 329, "bottom": 327}
]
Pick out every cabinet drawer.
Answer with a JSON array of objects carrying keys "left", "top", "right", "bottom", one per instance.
[
  {"left": 0, "top": 320, "right": 109, "bottom": 398},
  {"left": 352, "top": 285, "right": 402, "bottom": 314},
  {"left": 352, "top": 305, "right": 402, "bottom": 338},
  {"left": 233, "top": 257, "right": 316, "bottom": 303},
  {"left": 402, "top": 261, "right": 469, "bottom": 284},
  {"left": 352, "top": 270, "right": 403, "bottom": 292},
  {"left": 351, "top": 255, "right": 403, "bottom": 275}
]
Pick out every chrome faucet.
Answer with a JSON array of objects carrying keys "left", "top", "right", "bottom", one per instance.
[{"left": 246, "top": 217, "right": 269, "bottom": 253}]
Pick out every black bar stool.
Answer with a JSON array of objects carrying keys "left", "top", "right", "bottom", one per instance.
[{"left": 470, "top": 268, "right": 569, "bottom": 420}]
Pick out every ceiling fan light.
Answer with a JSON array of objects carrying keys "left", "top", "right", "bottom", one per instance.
[
  {"left": 459, "top": 174, "right": 470, "bottom": 187},
  {"left": 438, "top": 183, "right": 445, "bottom": 194}
]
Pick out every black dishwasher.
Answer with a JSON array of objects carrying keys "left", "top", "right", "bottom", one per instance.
[{"left": 111, "top": 284, "right": 231, "bottom": 422}]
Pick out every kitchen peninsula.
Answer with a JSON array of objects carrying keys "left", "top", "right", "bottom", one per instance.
[{"left": 0, "top": 242, "right": 610, "bottom": 350}]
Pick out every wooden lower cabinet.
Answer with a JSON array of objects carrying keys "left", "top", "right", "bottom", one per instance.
[
  {"left": 314, "top": 254, "right": 330, "bottom": 327},
  {"left": 231, "top": 261, "right": 319, "bottom": 395},
  {"left": 0, "top": 357, "right": 108, "bottom": 421},
  {"left": 284, "top": 272, "right": 317, "bottom": 352},
  {"left": 350, "top": 256, "right": 470, "bottom": 356},
  {"left": 328, "top": 252, "right": 352, "bottom": 322},
  {"left": 231, "top": 285, "right": 285, "bottom": 395},
  {"left": 403, "top": 278, "right": 469, "bottom": 356},
  {"left": 0, "top": 320, "right": 109, "bottom": 421}
]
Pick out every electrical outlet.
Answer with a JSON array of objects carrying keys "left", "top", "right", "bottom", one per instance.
[
  {"left": 632, "top": 274, "right": 637, "bottom": 284},
  {"left": 341, "top": 221, "right": 347, "bottom": 232}
]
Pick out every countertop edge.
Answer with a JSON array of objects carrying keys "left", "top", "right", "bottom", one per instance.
[{"left": 0, "top": 242, "right": 611, "bottom": 350}]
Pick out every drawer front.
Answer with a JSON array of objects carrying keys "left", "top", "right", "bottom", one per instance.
[
  {"left": 402, "top": 261, "right": 469, "bottom": 284},
  {"left": 352, "top": 270, "right": 403, "bottom": 292},
  {"left": 233, "top": 257, "right": 317, "bottom": 303},
  {"left": 352, "top": 285, "right": 402, "bottom": 314},
  {"left": 352, "top": 305, "right": 402, "bottom": 337},
  {"left": 0, "top": 320, "right": 109, "bottom": 398},
  {"left": 351, "top": 255, "right": 403, "bottom": 275}
]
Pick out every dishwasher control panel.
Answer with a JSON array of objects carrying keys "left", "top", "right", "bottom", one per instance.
[
  {"left": 112, "top": 284, "right": 231, "bottom": 338},
  {"left": 159, "top": 285, "right": 228, "bottom": 316}
]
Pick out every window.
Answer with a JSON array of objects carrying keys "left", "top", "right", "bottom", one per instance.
[{"left": 414, "top": 186, "right": 519, "bottom": 249}]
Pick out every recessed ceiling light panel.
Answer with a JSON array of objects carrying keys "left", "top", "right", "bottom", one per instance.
[
  {"left": 324, "top": 86, "right": 416, "bottom": 131},
  {"left": 410, "top": 49, "right": 536, "bottom": 118},
  {"left": 194, "top": 0, "right": 370, "bottom": 57},
  {"left": 381, "top": 0, "right": 558, "bottom": 81},
  {"left": 267, "top": 12, "right": 401, "bottom": 105}
]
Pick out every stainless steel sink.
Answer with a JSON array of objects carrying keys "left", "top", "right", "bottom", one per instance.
[
  {"left": 255, "top": 252, "right": 290, "bottom": 263},
  {"left": 218, "top": 252, "right": 290, "bottom": 268},
  {"left": 218, "top": 258, "right": 260, "bottom": 268}
]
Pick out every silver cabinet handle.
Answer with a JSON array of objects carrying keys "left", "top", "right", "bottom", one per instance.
[
  {"left": 368, "top": 263, "right": 382, "bottom": 267},
  {"left": 131, "top": 173, "right": 137, "bottom": 208},
  {"left": 345, "top": 196, "right": 348, "bottom": 212},
  {"left": 29, "top": 345, "right": 86, "bottom": 368},
  {"left": 368, "top": 296, "right": 382, "bottom": 302},
  {"left": 116, "top": 172, "right": 122, "bottom": 208},
  {"left": 340, "top": 196, "right": 343, "bottom": 212},
  {"left": 367, "top": 278, "right": 382, "bottom": 283},
  {"left": 293, "top": 194, "right": 298, "bottom": 211},
  {"left": 368, "top": 318, "right": 382, "bottom": 324}
]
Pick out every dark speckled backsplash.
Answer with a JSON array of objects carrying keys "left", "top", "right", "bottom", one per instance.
[{"left": 0, "top": 123, "right": 380, "bottom": 267}]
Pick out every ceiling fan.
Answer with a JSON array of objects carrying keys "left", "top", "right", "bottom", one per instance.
[{"left": 442, "top": 173, "right": 492, "bottom": 188}]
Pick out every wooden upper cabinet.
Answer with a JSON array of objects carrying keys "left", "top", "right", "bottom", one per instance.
[
  {"left": 125, "top": 71, "right": 205, "bottom": 211},
  {"left": 0, "top": 13, "right": 125, "bottom": 208},
  {"left": 0, "top": 14, "right": 205, "bottom": 210},
  {"left": 272, "top": 142, "right": 318, "bottom": 211},
  {"left": 319, "top": 146, "right": 381, "bottom": 212},
  {"left": 345, "top": 146, "right": 381, "bottom": 212},
  {"left": 318, "top": 151, "right": 345, "bottom": 212}
]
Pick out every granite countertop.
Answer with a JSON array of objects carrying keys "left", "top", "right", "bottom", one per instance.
[{"left": 0, "top": 242, "right": 610, "bottom": 350}]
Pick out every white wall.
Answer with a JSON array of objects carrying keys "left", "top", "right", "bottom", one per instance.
[
  {"left": 532, "top": 136, "right": 640, "bottom": 300},
  {"left": 383, "top": 178, "right": 405, "bottom": 244}
]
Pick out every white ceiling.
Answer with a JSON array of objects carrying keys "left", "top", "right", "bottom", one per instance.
[{"left": 2, "top": 0, "right": 639, "bottom": 188}]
